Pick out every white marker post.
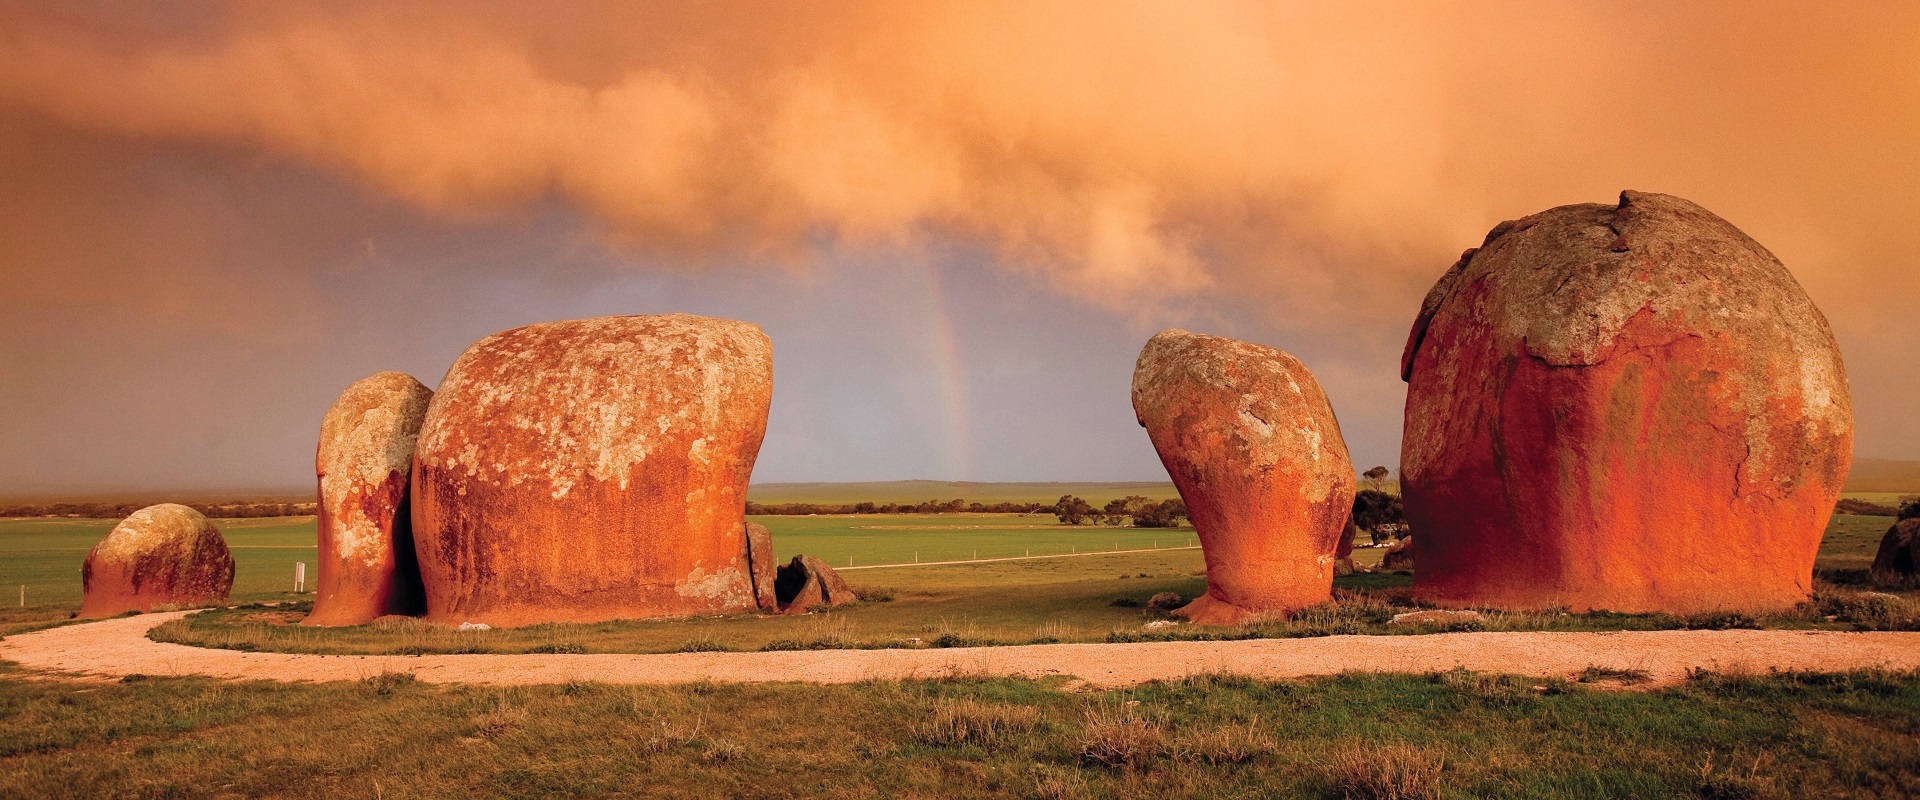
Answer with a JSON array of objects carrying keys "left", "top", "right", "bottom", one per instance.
[{"left": 294, "top": 562, "right": 306, "bottom": 593}]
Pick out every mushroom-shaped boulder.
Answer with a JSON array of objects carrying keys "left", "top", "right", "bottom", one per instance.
[
  {"left": 1132, "top": 330, "right": 1357, "bottom": 623},
  {"left": 80, "top": 503, "right": 234, "bottom": 618},
  {"left": 1400, "top": 191, "right": 1853, "bottom": 613},
  {"left": 305, "top": 372, "right": 432, "bottom": 626},
  {"left": 411, "top": 314, "right": 773, "bottom": 626}
]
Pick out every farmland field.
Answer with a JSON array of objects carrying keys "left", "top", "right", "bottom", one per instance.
[
  {"left": 3, "top": 499, "right": 1913, "bottom": 650},
  {"left": 745, "top": 480, "right": 1181, "bottom": 505}
]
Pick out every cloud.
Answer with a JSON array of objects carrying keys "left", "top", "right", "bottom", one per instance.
[{"left": 0, "top": 0, "right": 1916, "bottom": 477}]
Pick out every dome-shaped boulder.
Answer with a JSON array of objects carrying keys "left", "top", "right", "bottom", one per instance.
[
  {"left": 305, "top": 372, "right": 432, "bottom": 626},
  {"left": 411, "top": 314, "right": 773, "bottom": 626},
  {"left": 1871, "top": 519, "right": 1920, "bottom": 584},
  {"left": 80, "top": 503, "right": 234, "bottom": 618},
  {"left": 1132, "top": 330, "right": 1357, "bottom": 623},
  {"left": 1400, "top": 191, "right": 1853, "bottom": 613}
]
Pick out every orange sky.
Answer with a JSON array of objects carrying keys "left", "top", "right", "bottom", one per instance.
[{"left": 1, "top": 1, "right": 1916, "bottom": 490}]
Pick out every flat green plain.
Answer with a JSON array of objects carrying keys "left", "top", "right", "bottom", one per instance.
[
  {"left": 745, "top": 480, "right": 1181, "bottom": 505},
  {"left": 0, "top": 505, "right": 1903, "bottom": 615}
]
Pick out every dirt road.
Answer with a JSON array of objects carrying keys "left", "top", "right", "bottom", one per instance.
[{"left": 5, "top": 612, "right": 1918, "bottom": 688}]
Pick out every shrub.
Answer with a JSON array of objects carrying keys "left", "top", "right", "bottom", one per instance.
[
  {"left": 526, "top": 642, "right": 585, "bottom": 654},
  {"left": 1835, "top": 498, "right": 1901, "bottom": 516},
  {"left": 1147, "top": 592, "right": 1183, "bottom": 611}
]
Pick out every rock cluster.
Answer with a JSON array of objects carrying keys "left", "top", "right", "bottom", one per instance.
[
  {"left": 306, "top": 372, "right": 432, "bottom": 627},
  {"left": 1400, "top": 191, "right": 1853, "bottom": 613},
  {"left": 774, "top": 555, "right": 857, "bottom": 614},
  {"left": 410, "top": 314, "right": 774, "bottom": 626},
  {"left": 1132, "top": 329, "right": 1357, "bottom": 623},
  {"left": 80, "top": 503, "right": 233, "bottom": 618}
]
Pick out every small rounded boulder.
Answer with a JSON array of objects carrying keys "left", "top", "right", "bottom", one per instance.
[{"left": 80, "top": 503, "right": 234, "bottom": 618}]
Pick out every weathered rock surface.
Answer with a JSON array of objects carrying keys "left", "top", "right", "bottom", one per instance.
[
  {"left": 774, "top": 555, "right": 857, "bottom": 614},
  {"left": 1381, "top": 537, "right": 1414, "bottom": 572},
  {"left": 80, "top": 504, "right": 234, "bottom": 618},
  {"left": 1871, "top": 519, "right": 1920, "bottom": 583},
  {"left": 306, "top": 372, "right": 432, "bottom": 627},
  {"left": 1334, "top": 519, "right": 1358, "bottom": 576},
  {"left": 1400, "top": 191, "right": 1853, "bottom": 613},
  {"left": 745, "top": 521, "right": 777, "bottom": 612},
  {"left": 410, "top": 314, "right": 773, "bottom": 626},
  {"left": 1132, "top": 330, "right": 1357, "bottom": 624}
]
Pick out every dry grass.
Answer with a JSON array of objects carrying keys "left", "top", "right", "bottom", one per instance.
[
  {"left": 1327, "top": 743, "right": 1446, "bottom": 800},
  {"left": 910, "top": 698, "right": 1042, "bottom": 747},
  {"left": 1170, "top": 718, "right": 1273, "bottom": 765},
  {"left": 1075, "top": 703, "right": 1166, "bottom": 769}
]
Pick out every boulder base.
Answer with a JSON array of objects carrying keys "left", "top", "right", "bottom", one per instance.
[
  {"left": 410, "top": 314, "right": 773, "bottom": 626},
  {"left": 1132, "top": 330, "right": 1357, "bottom": 624},
  {"left": 1401, "top": 191, "right": 1853, "bottom": 613},
  {"left": 80, "top": 504, "right": 234, "bottom": 618},
  {"left": 306, "top": 372, "right": 431, "bottom": 627}
]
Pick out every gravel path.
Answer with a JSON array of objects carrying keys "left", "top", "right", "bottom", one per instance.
[{"left": 5, "top": 613, "right": 1919, "bottom": 688}]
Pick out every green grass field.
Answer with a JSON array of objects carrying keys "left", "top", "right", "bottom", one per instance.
[
  {"left": 746, "top": 480, "right": 1183, "bottom": 505},
  {"left": 5, "top": 509, "right": 1915, "bottom": 652}
]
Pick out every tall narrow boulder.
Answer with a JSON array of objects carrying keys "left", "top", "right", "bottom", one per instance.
[
  {"left": 80, "top": 503, "right": 233, "bottom": 618},
  {"left": 1132, "top": 330, "right": 1357, "bottom": 623},
  {"left": 305, "top": 372, "right": 432, "bottom": 627},
  {"left": 1400, "top": 191, "right": 1853, "bottom": 613},
  {"left": 411, "top": 314, "right": 773, "bottom": 626},
  {"left": 745, "top": 521, "right": 778, "bottom": 611}
]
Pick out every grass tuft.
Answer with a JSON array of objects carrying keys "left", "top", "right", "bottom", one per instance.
[
  {"left": 1327, "top": 743, "right": 1445, "bottom": 800},
  {"left": 910, "top": 698, "right": 1041, "bottom": 748},
  {"left": 1075, "top": 704, "right": 1165, "bottom": 770}
]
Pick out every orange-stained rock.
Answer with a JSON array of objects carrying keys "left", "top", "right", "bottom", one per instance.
[
  {"left": 305, "top": 372, "right": 432, "bottom": 627},
  {"left": 1871, "top": 519, "right": 1920, "bottom": 583},
  {"left": 774, "top": 554, "right": 857, "bottom": 614},
  {"left": 80, "top": 504, "right": 233, "bottom": 618},
  {"left": 1132, "top": 330, "right": 1357, "bottom": 624},
  {"left": 745, "top": 521, "right": 778, "bottom": 612},
  {"left": 1400, "top": 191, "right": 1853, "bottom": 613},
  {"left": 410, "top": 314, "right": 773, "bottom": 626}
]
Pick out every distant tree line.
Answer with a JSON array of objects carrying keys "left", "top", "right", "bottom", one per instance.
[
  {"left": 745, "top": 499, "right": 1055, "bottom": 516},
  {"left": 0, "top": 501, "right": 319, "bottom": 519}
]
